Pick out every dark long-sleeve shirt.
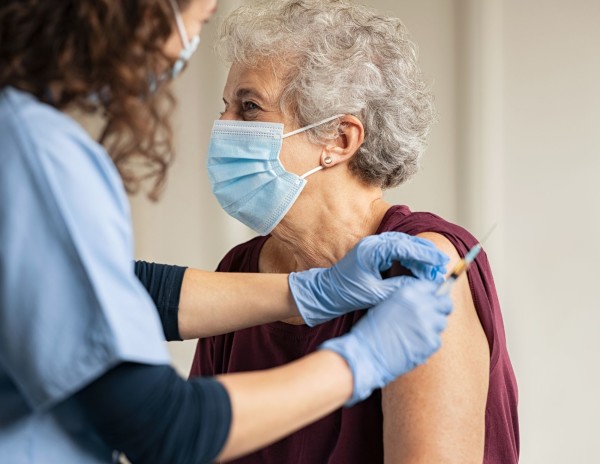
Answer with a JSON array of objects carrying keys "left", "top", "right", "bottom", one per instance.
[
  {"left": 134, "top": 260, "right": 187, "bottom": 341},
  {"left": 71, "top": 261, "right": 231, "bottom": 463}
]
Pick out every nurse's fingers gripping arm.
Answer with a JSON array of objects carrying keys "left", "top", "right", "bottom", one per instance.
[{"left": 289, "top": 232, "right": 449, "bottom": 327}]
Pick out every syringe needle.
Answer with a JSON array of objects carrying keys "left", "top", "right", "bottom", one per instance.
[
  {"left": 436, "top": 223, "right": 498, "bottom": 295},
  {"left": 479, "top": 223, "right": 498, "bottom": 247}
]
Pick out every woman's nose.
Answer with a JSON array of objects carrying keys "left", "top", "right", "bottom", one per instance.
[{"left": 219, "top": 109, "right": 238, "bottom": 121}]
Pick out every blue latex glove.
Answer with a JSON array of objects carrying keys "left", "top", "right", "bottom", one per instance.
[
  {"left": 288, "top": 232, "right": 448, "bottom": 326},
  {"left": 321, "top": 280, "right": 453, "bottom": 405}
]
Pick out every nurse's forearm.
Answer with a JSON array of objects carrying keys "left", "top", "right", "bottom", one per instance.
[
  {"left": 216, "top": 349, "right": 353, "bottom": 461},
  {"left": 75, "top": 363, "right": 231, "bottom": 464},
  {"left": 178, "top": 268, "right": 297, "bottom": 339},
  {"left": 75, "top": 352, "right": 352, "bottom": 464}
]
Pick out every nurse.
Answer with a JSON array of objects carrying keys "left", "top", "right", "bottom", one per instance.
[{"left": 0, "top": 1, "right": 452, "bottom": 463}]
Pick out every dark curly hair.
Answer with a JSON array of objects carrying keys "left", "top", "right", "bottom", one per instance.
[{"left": 0, "top": 0, "right": 191, "bottom": 199}]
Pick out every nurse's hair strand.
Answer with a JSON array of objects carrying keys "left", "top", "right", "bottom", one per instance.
[{"left": 0, "top": 0, "right": 191, "bottom": 199}]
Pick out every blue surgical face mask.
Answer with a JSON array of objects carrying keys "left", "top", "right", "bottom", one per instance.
[
  {"left": 149, "top": 1, "right": 200, "bottom": 91},
  {"left": 207, "top": 115, "right": 343, "bottom": 235},
  {"left": 168, "top": 0, "right": 201, "bottom": 79}
]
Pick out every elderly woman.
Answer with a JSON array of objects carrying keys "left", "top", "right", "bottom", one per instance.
[{"left": 191, "top": 0, "right": 518, "bottom": 463}]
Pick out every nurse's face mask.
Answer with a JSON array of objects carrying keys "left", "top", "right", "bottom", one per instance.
[
  {"left": 150, "top": 1, "right": 200, "bottom": 90},
  {"left": 207, "top": 115, "right": 343, "bottom": 235},
  {"left": 167, "top": 0, "right": 200, "bottom": 79},
  {"left": 167, "top": 0, "right": 201, "bottom": 79}
]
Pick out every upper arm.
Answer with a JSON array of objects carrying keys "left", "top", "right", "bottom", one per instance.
[{"left": 381, "top": 232, "right": 490, "bottom": 463}]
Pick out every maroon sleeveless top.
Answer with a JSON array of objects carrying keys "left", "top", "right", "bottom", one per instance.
[{"left": 190, "top": 205, "right": 519, "bottom": 463}]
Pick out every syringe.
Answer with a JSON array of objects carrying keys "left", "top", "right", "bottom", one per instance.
[{"left": 436, "top": 224, "right": 497, "bottom": 295}]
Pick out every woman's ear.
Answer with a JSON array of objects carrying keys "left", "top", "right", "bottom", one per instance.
[{"left": 320, "top": 115, "right": 365, "bottom": 167}]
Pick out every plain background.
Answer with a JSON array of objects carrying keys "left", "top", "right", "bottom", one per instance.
[{"left": 129, "top": 1, "right": 600, "bottom": 462}]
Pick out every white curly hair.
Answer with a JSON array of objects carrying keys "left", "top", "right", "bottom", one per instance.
[{"left": 217, "top": 0, "right": 435, "bottom": 188}]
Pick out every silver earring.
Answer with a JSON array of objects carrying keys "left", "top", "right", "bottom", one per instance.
[{"left": 324, "top": 156, "right": 333, "bottom": 165}]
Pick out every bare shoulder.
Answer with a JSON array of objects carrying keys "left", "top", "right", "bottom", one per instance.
[
  {"left": 381, "top": 231, "right": 490, "bottom": 463},
  {"left": 414, "top": 231, "right": 487, "bottom": 342},
  {"left": 415, "top": 231, "right": 460, "bottom": 263}
]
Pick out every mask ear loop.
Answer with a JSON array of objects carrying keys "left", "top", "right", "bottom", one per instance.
[
  {"left": 168, "top": 0, "right": 191, "bottom": 48},
  {"left": 300, "top": 166, "right": 324, "bottom": 179},
  {"left": 286, "top": 114, "right": 345, "bottom": 179},
  {"left": 281, "top": 114, "right": 345, "bottom": 139}
]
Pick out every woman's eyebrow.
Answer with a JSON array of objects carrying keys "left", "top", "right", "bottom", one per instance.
[{"left": 235, "top": 87, "right": 267, "bottom": 102}]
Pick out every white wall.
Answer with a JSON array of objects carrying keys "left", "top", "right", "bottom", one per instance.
[
  {"left": 131, "top": 1, "right": 600, "bottom": 461},
  {"left": 501, "top": 1, "right": 600, "bottom": 462}
]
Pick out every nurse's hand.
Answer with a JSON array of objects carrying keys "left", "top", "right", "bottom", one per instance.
[
  {"left": 288, "top": 232, "right": 448, "bottom": 327},
  {"left": 321, "top": 279, "right": 452, "bottom": 405}
]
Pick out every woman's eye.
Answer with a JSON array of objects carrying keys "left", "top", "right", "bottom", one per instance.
[{"left": 242, "top": 101, "right": 260, "bottom": 112}]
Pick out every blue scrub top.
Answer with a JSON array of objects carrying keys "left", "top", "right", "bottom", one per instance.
[{"left": 0, "top": 87, "right": 170, "bottom": 462}]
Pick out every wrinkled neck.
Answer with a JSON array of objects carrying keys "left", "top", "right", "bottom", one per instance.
[{"left": 269, "top": 173, "right": 390, "bottom": 271}]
